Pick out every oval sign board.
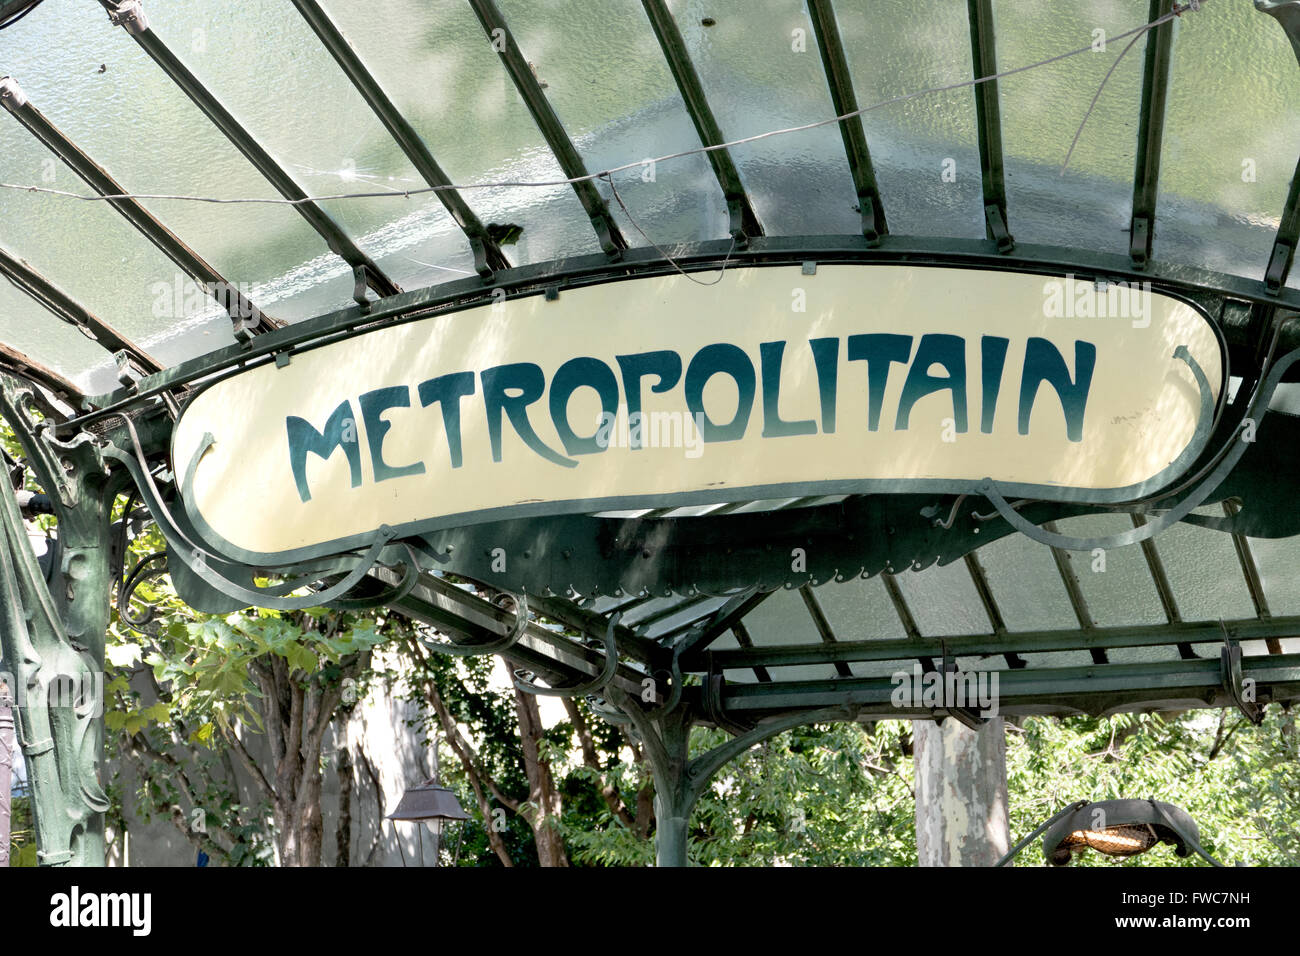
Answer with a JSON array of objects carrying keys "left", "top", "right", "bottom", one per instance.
[{"left": 173, "top": 264, "right": 1222, "bottom": 564}]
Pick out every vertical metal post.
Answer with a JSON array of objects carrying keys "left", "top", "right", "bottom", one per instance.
[
  {"left": 0, "top": 375, "right": 118, "bottom": 866},
  {"left": 0, "top": 681, "right": 13, "bottom": 867},
  {"left": 1129, "top": 0, "right": 1176, "bottom": 268},
  {"left": 967, "top": 0, "right": 1013, "bottom": 252}
]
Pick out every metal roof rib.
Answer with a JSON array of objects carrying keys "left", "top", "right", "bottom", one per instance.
[
  {"left": 465, "top": 0, "right": 628, "bottom": 258},
  {"left": 288, "top": 0, "right": 511, "bottom": 279},
  {"left": 95, "top": 0, "right": 401, "bottom": 303},
  {"left": 638, "top": 0, "right": 764, "bottom": 244}
]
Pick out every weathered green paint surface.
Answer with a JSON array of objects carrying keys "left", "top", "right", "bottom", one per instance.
[{"left": 0, "top": 376, "right": 115, "bottom": 866}]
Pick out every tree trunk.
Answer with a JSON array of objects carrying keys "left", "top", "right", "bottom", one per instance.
[
  {"left": 335, "top": 720, "right": 353, "bottom": 867},
  {"left": 914, "top": 717, "right": 1010, "bottom": 866},
  {"left": 511, "top": 679, "right": 569, "bottom": 867}
]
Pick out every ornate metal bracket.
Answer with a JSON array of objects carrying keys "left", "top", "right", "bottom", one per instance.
[
  {"left": 981, "top": 342, "right": 1300, "bottom": 551},
  {"left": 0, "top": 374, "right": 115, "bottom": 866},
  {"left": 418, "top": 591, "right": 529, "bottom": 658},
  {"left": 920, "top": 641, "right": 988, "bottom": 730},
  {"left": 513, "top": 611, "right": 620, "bottom": 697},
  {"left": 1219, "top": 623, "right": 1263, "bottom": 725}
]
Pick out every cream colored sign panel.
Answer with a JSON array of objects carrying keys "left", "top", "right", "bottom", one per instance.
[{"left": 173, "top": 265, "right": 1222, "bottom": 562}]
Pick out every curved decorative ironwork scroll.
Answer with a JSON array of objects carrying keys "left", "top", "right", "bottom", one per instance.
[
  {"left": 513, "top": 611, "right": 621, "bottom": 698},
  {"left": 980, "top": 342, "right": 1299, "bottom": 551},
  {"left": 102, "top": 418, "right": 413, "bottom": 611},
  {"left": 418, "top": 591, "right": 529, "bottom": 658}
]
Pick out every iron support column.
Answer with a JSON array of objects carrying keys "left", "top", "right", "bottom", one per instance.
[{"left": 0, "top": 375, "right": 119, "bottom": 866}]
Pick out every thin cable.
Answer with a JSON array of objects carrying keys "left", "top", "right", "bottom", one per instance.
[
  {"left": 1059, "top": 24, "right": 1150, "bottom": 175},
  {"left": 603, "top": 173, "right": 736, "bottom": 286},
  {"left": 0, "top": 2, "right": 1201, "bottom": 209}
]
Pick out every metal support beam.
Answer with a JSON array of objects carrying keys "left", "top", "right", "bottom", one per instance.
[
  {"left": 380, "top": 572, "right": 647, "bottom": 696},
  {"left": 691, "top": 589, "right": 771, "bottom": 648},
  {"left": 807, "top": 0, "right": 887, "bottom": 244},
  {"left": 688, "top": 614, "right": 1300, "bottom": 672},
  {"left": 1129, "top": 513, "right": 1195, "bottom": 659},
  {"left": 525, "top": 593, "right": 662, "bottom": 666},
  {"left": 0, "top": 345, "right": 83, "bottom": 409},
  {"left": 466, "top": 0, "right": 628, "bottom": 258},
  {"left": 718, "top": 652, "right": 1300, "bottom": 714},
  {"left": 96, "top": 1, "right": 401, "bottom": 303},
  {"left": 0, "top": 245, "right": 160, "bottom": 375},
  {"left": 1042, "top": 520, "right": 1106, "bottom": 664},
  {"left": 610, "top": 685, "right": 851, "bottom": 866},
  {"left": 730, "top": 621, "right": 771, "bottom": 682},
  {"left": 964, "top": 552, "right": 1025, "bottom": 668},
  {"left": 67, "top": 233, "right": 1300, "bottom": 414},
  {"left": 288, "top": 0, "right": 510, "bottom": 279},
  {"left": 0, "top": 74, "right": 276, "bottom": 336},
  {"left": 1265, "top": 155, "right": 1300, "bottom": 293},
  {"left": 1222, "top": 499, "right": 1281, "bottom": 654},
  {"left": 966, "top": 0, "right": 1013, "bottom": 252},
  {"left": 639, "top": 0, "right": 764, "bottom": 244},
  {"left": 1129, "top": 0, "right": 1176, "bottom": 269},
  {"left": 799, "top": 585, "right": 853, "bottom": 677}
]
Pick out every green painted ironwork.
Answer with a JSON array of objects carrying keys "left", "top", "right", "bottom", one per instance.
[
  {"left": 1129, "top": 0, "right": 1177, "bottom": 269},
  {"left": 0, "top": 374, "right": 117, "bottom": 866}
]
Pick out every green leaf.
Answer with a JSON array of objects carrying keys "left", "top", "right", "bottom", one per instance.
[
  {"left": 105, "top": 642, "right": 143, "bottom": 668},
  {"left": 143, "top": 701, "right": 172, "bottom": 724}
]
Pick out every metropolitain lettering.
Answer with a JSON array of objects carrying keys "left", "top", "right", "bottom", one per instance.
[{"left": 286, "top": 334, "right": 1096, "bottom": 503}]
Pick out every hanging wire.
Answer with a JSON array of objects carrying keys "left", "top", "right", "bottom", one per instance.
[{"left": 0, "top": 2, "right": 1203, "bottom": 209}]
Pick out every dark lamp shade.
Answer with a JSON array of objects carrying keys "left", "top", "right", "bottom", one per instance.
[
  {"left": 387, "top": 780, "right": 470, "bottom": 823},
  {"left": 1042, "top": 799, "right": 1198, "bottom": 866}
]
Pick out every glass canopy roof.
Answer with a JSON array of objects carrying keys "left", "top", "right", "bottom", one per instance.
[
  {"left": 2, "top": 0, "right": 1297, "bottom": 396},
  {"left": 2, "top": 0, "right": 1300, "bottom": 720}
]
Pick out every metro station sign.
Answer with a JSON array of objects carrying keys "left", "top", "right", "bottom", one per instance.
[{"left": 172, "top": 264, "right": 1222, "bottom": 564}]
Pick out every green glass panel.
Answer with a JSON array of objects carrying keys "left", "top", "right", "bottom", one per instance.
[
  {"left": 318, "top": 0, "right": 608, "bottom": 264},
  {"left": 665, "top": 0, "right": 861, "bottom": 235},
  {"left": 974, "top": 533, "right": 1076, "bottom": 631},
  {"left": 1049, "top": 514, "right": 1166, "bottom": 626},
  {"left": 2, "top": 0, "right": 361, "bottom": 331},
  {"left": 0, "top": 123, "right": 242, "bottom": 369},
  {"left": 1245, "top": 533, "right": 1300, "bottom": 616},
  {"left": 893, "top": 560, "right": 989, "bottom": 636},
  {"left": 833, "top": 0, "right": 984, "bottom": 238},
  {"left": 142, "top": 0, "right": 486, "bottom": 292},
  {"left": 1150, "top": 521, "right": 1254, "bottom": 622},
  {"left": 495, "top": 0, "right": 728, "bottom": 243},
  {"left": 741, "top": 588, "right": 840, "bottom": 682},
  {"left": 0, "top": 278, "right": 117, "bottom": 394},
  {"left": 995, "top": 0, "right": 1149, "bottom": 251},
  {"left": 1157, "top": 1, "right": 1300, "bottom": 280},
  {"left": 813, "top": 577, "right": 908, "bottom": 679},
  {"left": 815, "top": 577, "right": 907, "bottom": 642}
]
